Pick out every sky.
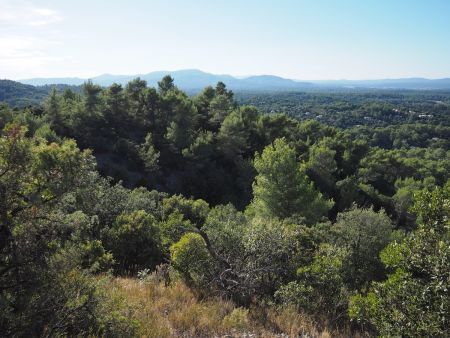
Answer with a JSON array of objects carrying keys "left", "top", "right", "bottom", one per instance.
[{"left": 1, "top": 0, "right": 450, "bottom": 80}]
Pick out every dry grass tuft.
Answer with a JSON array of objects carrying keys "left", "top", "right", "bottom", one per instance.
[
  {"left": 105, "top": 276, "right": 371, "bottom": 337},
  {"left": 267, "top": 306, "right": 319, "bottom": 337}
]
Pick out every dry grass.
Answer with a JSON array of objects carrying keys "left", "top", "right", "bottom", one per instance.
[{"left": 105, "top": 276, "right": 370, "bottom": 337}]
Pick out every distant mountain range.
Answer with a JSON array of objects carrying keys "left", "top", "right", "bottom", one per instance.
[
  {"left": 2, "top": 70, "right": 450, "bottom": 107},
  {"left": 18, "top": 69, "right": 450, "bottom": 91},
  {"left": 19, "top": 69, "right": 450, "bottom": 92},
  {"left": 19, "top": 69, "right": 313, "bottom": 91}
]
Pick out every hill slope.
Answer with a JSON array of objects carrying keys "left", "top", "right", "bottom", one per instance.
[
  {"left": 0, "top": 80, "right": 80, "bottom": 107},
  {"left": 0, "top": 80, "right": 50, "bottom": 107}
]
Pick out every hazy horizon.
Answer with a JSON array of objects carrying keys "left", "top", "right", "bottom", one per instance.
[
  {"left": 1, "top": 0, "right": 450, "bottom": 80},
  {"left": 15, "top": 68, "right": 450, "bottom": 82}
]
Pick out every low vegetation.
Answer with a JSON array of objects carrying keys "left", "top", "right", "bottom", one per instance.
[{"left": 104, "top": 273, "right": 365, "bottom": 337}]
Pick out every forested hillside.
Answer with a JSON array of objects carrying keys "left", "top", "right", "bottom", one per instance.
[
  {"left": 0, "top": 80, "right": 49, "bottom": 107},
  {"left": 0, "top": 79, "right": 81, "bottom": 107},
  {"left": 1, "top": 77, "right": 449, "bottom": 337}
]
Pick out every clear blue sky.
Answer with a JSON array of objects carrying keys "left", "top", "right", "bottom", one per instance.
[{"left": 1, "top": 0, "right": 449, "bottom": 80}]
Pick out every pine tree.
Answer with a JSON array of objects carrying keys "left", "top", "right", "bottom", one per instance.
[{"left": 251, "top": 138, "right": 332, "bottom": 224}]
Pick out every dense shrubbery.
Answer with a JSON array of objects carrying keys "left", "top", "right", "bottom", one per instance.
[
  {"left": 1, "top": 78, "right": 449, "bottom": 336},
  {"left": 349, "top": 183, "right": 450, "bottom": 337}
]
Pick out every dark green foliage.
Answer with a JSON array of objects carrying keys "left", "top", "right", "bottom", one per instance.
[
  {"left": 170, "top": 204, "right": 305, "bottom": 304},
  {"left": 0, "top": 79, "right": 81, "bottom": 107},
  {"left": 0, "top": 123, "right": 137, "bottom": 335},
  {"left": 139, "top": 132, "right": 160, "bottom": 172},
  {"left": 7, "top": 77, "right": 447, "bottom": 225},
  {"left": 164, "top": 91, "right": 198, "bottom": 152},
  {"left": 276, "top": 244, "right": 350, "bottom": 320},
  {"left": 1, "top": 79, "right": 449, "bottom": 336},
  {"left": 105, "top": 210, "right": 163, "bottom": 274},
  {"left": 331, "top": 207, "right": 394, "bottom": 288},
  {"left": 251, "top": 138, "right": 332, "bottom": 224},
  {"left": 158, "top": 75, "right": 175, "bottom": 95},
  {"left": 275, "top": 207, "right": 393, "bottom": 321},
  {"left": 163, "top": 195, "right": 210, "bottom": 227},
  {"left": 349, "top": 183, "right": 450, "bottom": 337},
  {"left": 170, "top": 232, "right": 216, "bottom": 289}
]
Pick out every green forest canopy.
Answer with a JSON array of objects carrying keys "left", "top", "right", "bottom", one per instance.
[{"left": 0, "top": 77, "right": 449, "bottom": 337}]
